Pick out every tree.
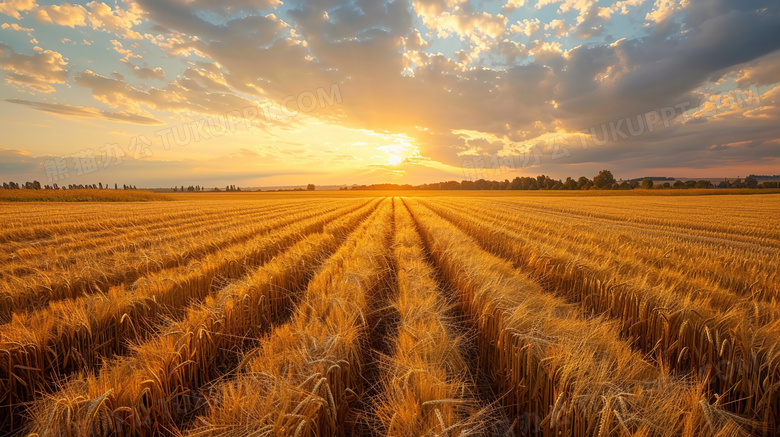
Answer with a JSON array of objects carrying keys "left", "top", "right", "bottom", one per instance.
[
  {"left": 307, "top": 184, "right": 316, "bottom": 191},
  {"left": 745, "top": 176, "right": 758, "bottom": 188},
  {"left": 641, "top": 178, "right": 654, "bottom": 189},
  {"left": 593, "top": 170, "right": 616, "bottom": 189}
]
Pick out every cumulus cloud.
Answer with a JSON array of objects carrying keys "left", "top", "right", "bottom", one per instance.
[
  {"left": 646, "top": 0, "right": 689, "bottom": 23},
  {"left": 510, "top": 18, "right": 541, "bottom": 37},
  {"left": 31, "top": 1, "right": 142, "bottom": 38},
  {"left": 34, "top": 2, "right": 87, "bottom": 27},
  {"left": 545, "top": 19, "right": 571, "bottom": 37},
  {"left": 0, "top": 0, "right": 36, "bottom": 19},
  {"left": 110, "top": 39, "right": 140, "bottom": 60},
  {"left": 502, "top": 0, "right": 525, "bottom": 14},
  {"left": 0, "top": 44, "right": 68, "bottom": 93},
  {"left": 120, "top": 59, "right": 165, "bottom": 80},
  {"left": 1, "top": 22, "right": 34, "bottom": 32}
]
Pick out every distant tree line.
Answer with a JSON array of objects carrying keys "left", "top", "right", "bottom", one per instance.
[
  {"left": 346, "top": 171, "right": 780, "bottom": 191},
  {"left": 2, "top": 181, "right": 138, "bottom": 190},
  {"left": 173, "top": 185, "right": 205, "bottom": 192}
]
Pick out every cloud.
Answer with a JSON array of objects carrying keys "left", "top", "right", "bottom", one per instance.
[
  {"left": 34, "top": 2, "right": 87, "bottom": 27},
  {"left": 4, "top": 98, "right": 163, "bottom": 124},
  {"left": 544, "top": 19, "right": 571, "bottom": 37},
  {"left": 573, "top": 3, "right": 612, "bottom": 39},
  {"left": 86, "top": 1, "right": 143, "bottom": 39},
  {"left": 72, "top": 69, "right": 265, "bottom": 121},
  {"left": 0, "top": 0, "right": 36, "bottom": 19},
  {"left": 495, "top": 39, "right": 529, "bottom": 64},
  {"left": 608, "top": 0, "right": 643, "bottom": 16},
  {"left": 510, "top": 18, "right": 541, "bottom": 37},
  {"left": 1, "top": 22, "right": 34, "bottom": 32},
  {"left": 503, "top": 0, "right": 525, "bottom": 14},
  {"left": 121, "top": 59, "right": 165, "bottom": 80},
  {"left": 0, "top": 44, "right": 68, "bottom": 93},
  {"left": 646, "top": 0, "right": 689, "bottom": 23},
  {"left": 110, "top": 39, "right": 140, "bottom": 60},
  {"left": 734, "top": 50, "right": 780, "bottom": 87},
  {"left": 2, "top": 0, "right": 779, "bottom": 183},
  {"left": 31, "top": 1, "right": 142, "bottom": 38}
]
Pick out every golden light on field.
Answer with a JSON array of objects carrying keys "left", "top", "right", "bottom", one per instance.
[
  {"left": 1, "top": 192, "right": 779, "bottom": 436},
  {"left": 1, "top": 0, "right": 780, "bottom": 434}
]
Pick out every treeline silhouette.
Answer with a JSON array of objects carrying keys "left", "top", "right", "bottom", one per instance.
[
  {"left": 2, "top": 181, "right": 138, "bottom": 190},
  {"left": 346, "top": 171, "right": 780, "bottom": 191}
]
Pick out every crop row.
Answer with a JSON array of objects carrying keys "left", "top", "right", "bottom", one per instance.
[
  {"left": 405, "top": 199, "right": 747, "bottom": 436},
  {"left": 422, "top": 198, "right": 779, "bottom": 432},
  {"left": 1, "top": 200, "right": 375, "bottom": 432}
]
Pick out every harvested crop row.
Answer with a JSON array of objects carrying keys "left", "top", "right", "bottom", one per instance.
[
  {"left": 423, "top": 198, "right": 780, "bottom": 432},
  {"left": 18, "top": 199, "right": 380, "bottom": 436},
  {"left": 404, "top": 199, "right": 748, "bottom": 436},
  {"left": 0, "top": 200, "right": 331, "bottom": 321},
  {"left": 182, "top": 199, "right": 394, "bottom": 437},
  {"left": 0, "top": 200, "right": 374, "bottom": 432},
  {"left": 371, "top": 199, "right": 491, "bottom": 435}
]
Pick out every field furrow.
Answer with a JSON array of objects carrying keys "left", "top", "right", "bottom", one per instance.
[
  {"left": 422, "top": 198, "right": 779, "bottom": 433},
  {"left": 0, "top": 201, "right": 327, "bottom": 321},
  {"left": 18, "top": 199, "right": 379, "bottom": 436},
  {"left": 0, "top": 200, "right": 374, "bottom": 432},
  {"left": 405, "top": 198, "right": 748, "bottom": 436},
  {"left": 179, "top": 199, "right": 394, "bottom": 437},
  {"left": 2, "top": 192, "right": 777, "bottom": 437},
  {"left": 0, "top": 200, "right": 306, "bottom": 270},
  {"left": 369, "top": 199, "right": 497, "bottom": 435}
]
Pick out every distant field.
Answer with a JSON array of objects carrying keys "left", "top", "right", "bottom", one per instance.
[
  {"left": 166, "top": 187, "right": 780, "bottom": 198},
  {"left": 0, "top": 189, "right": 171, "bottom": 202},
  {"left": 1, "top": 194, "right": 778, "bottom": 436}
]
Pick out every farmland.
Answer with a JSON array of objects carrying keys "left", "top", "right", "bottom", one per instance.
[{"left": 1, "top": 192, "right": 779, "bottom": 436}]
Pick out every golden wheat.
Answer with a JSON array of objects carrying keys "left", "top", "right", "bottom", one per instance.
[{"left": 0, "top": 192, "right": 776, "bottom": 436}]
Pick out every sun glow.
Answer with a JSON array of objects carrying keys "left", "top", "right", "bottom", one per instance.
[
  {"left": 377, "top": 141, "right": 415, "bottom": 166},
  {"left": 387, "top": 154, "right": 404, "bottom": 165}
]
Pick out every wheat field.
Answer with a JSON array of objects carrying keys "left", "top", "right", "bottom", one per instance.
[{"left": 1, "top": 193, "right": 778, "bottom": 436}]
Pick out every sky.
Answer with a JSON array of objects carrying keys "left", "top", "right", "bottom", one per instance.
[{"left": 0, "top": 0, "right": 778, "bottom": 188}]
